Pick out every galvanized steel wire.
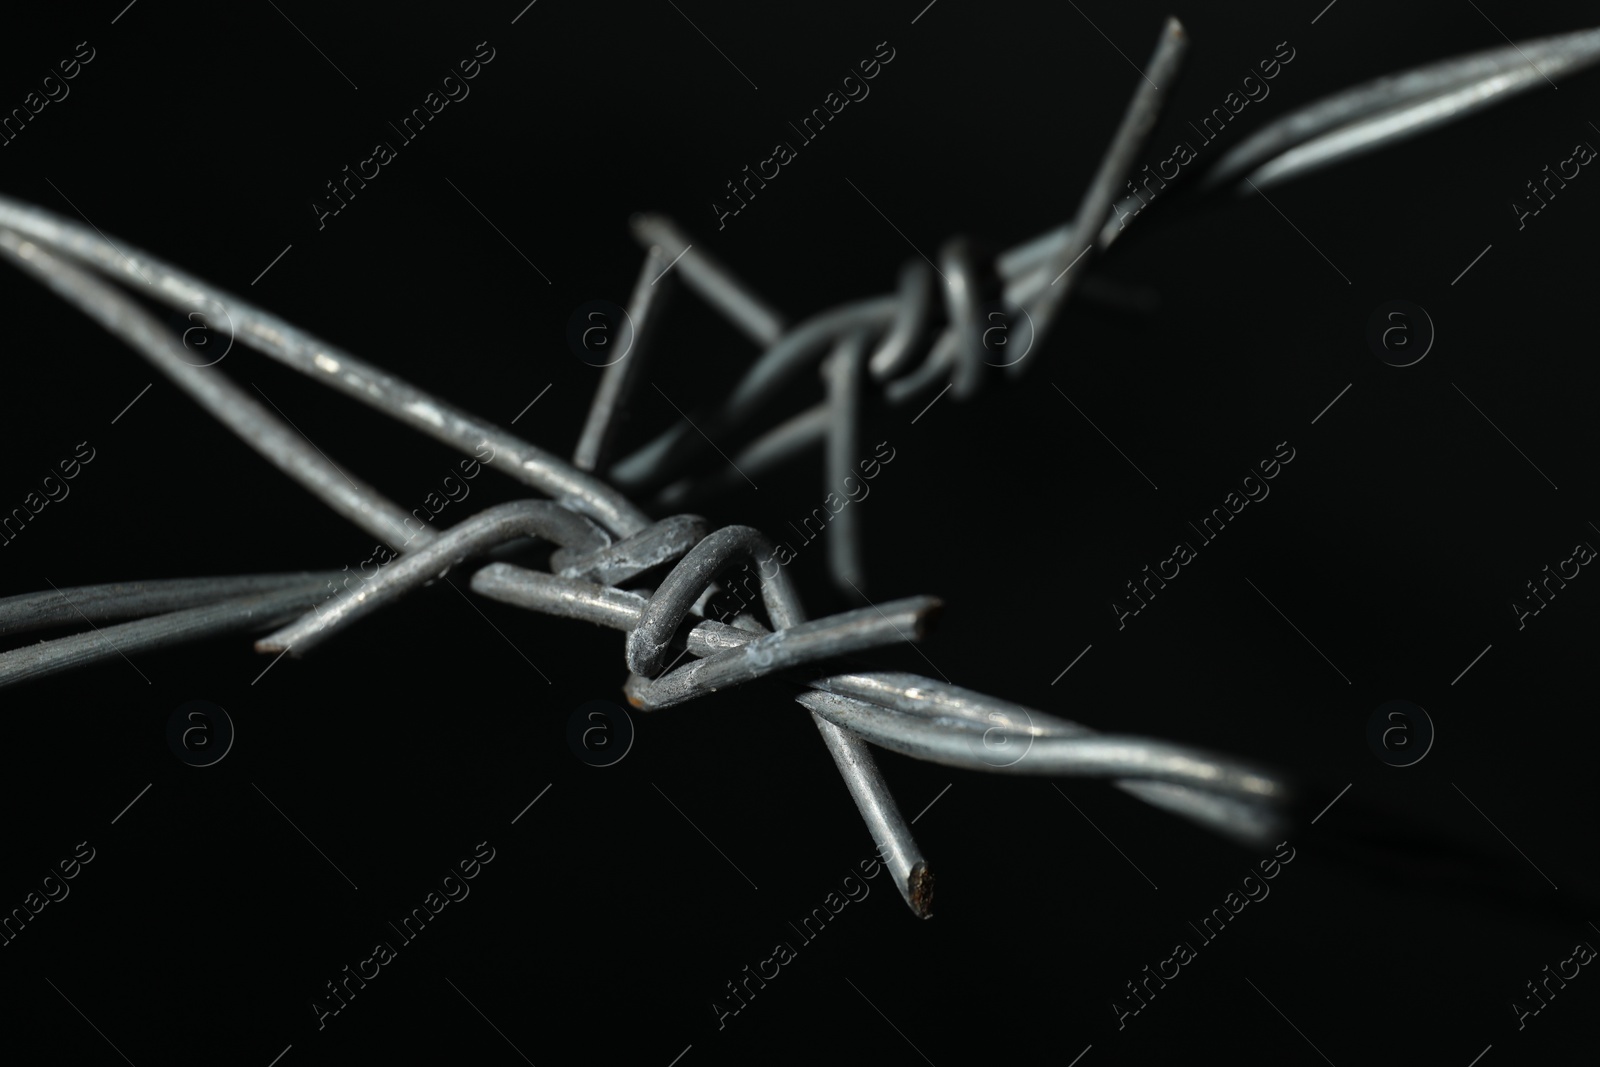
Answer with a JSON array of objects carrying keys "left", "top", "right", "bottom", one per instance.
[{"left": 3, "top": 18, "right": 1597, "bottom": 917}]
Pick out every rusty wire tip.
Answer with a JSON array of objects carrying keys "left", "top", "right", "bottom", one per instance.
[{"left": 908, "top": 862, "right": 934, "bottom": 919}]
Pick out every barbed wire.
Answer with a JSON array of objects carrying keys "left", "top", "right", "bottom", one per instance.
[
  {"left": 581, "top": 19, "right": 1600, "bottom": 595},
  {"left": 1, "top": 18, "right": 1595, "bottom": 918}
]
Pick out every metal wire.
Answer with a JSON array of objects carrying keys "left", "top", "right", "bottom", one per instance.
[
  {"left": 0, "top": 209, "right": 649, "bottom": 539},
  {"left": 2, "top": 17, "right": 1595, "bottom": 919},
  {"left": 1205, "top": 25, "right": 1600, "bottom": 192},
  {"left": 0, "top": 583, "right": 333, "bottom": 688},
  {"left": 1019, "top": 17, "right": 1188, "bottom": 360},
  {"left": 0, "top": 573, "right": 338, "bottom": 638},
  {"left": 588, "top": 19, "right": 1600, "bottom": 593}
]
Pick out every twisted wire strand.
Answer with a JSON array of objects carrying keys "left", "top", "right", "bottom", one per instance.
[
  {"left": 0, "top": 573, "right": 340, "bottom": 638},
  {"left": 1204, "top": 25, "right": 1600, "bottom": 192},
  {"left": 0, "top": 583, "right": 334, "bottom": 688},
  {"left": 0, "top": 229, "right": 437, "bottom": 551},
  {"left": 0, "top": 206, "right": 649, "bottom": 539},
  {"left": 1003, "top": 24, "right": 1600, "bottom": 286}
]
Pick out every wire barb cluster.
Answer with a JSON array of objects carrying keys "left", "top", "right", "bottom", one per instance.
[
  {"left": 2, "top": 18, "right": 1597, "bottom": 918},
  {"left": 581, "top": 19, "right": 1600, "bottom": 596}
]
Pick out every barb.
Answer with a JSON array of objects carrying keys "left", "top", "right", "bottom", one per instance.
[
  {"left": 573, "top": 246, "right": 673, "bottom": 473},
  {"left": 1019, "top": 16, "right": 1188, "bottom": 358}
]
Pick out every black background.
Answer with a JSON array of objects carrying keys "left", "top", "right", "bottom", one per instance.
[{"left": 2, "top": 1, "right": 1597, "bottom": 1064}]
